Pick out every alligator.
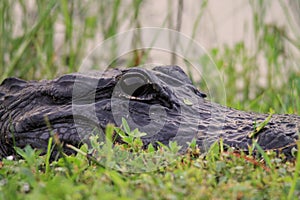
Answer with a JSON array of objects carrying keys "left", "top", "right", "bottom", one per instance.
[{"left": 0, "top": 65, "right": 299, "bottom": 159}]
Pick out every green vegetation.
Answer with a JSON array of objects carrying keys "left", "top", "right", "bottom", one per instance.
[
  {"left": 1, "top": 121, "right": 300, "bottom": 199},
  {"left": 1, "top": 0, "right": 300, "bottom": 199}
]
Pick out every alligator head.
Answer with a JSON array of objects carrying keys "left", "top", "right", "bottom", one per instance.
[{"left": 0, "top": 65, "right": 299, "bottom": 159}]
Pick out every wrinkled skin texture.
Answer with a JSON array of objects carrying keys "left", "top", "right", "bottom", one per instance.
[{"left": 0, "top": 66, "right": 299, "bottom": 159}]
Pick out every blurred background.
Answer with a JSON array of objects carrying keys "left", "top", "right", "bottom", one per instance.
[{"left": 0, "top": 0, "right": 299, "bottom": 113}]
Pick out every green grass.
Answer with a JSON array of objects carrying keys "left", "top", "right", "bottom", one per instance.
[
  {"left": 1, "top": 123, "right": 300, "bottom": 199},
  {"left": 1, "top": 0, "right": 300, "bottom": 199}
]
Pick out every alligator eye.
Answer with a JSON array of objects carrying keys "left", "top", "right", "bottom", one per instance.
[{"left": 119, "top": 73, "right": 151, "bottom": 97}]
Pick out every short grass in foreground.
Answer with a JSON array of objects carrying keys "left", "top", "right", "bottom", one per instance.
[{"left": 1, "top": 119, "right": 300, "bottom": 200}]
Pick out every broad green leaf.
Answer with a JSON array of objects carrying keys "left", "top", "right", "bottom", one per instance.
[
  {"left": 122, "top": 117, "right": 131, "bottom": 134},
  {"left": 183, "top": 98, "right": 193, "bottom": 106}
]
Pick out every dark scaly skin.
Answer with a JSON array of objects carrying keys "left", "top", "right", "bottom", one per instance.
[{"left": 0, "top": 65, "right": 299, "bottom": 159}]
